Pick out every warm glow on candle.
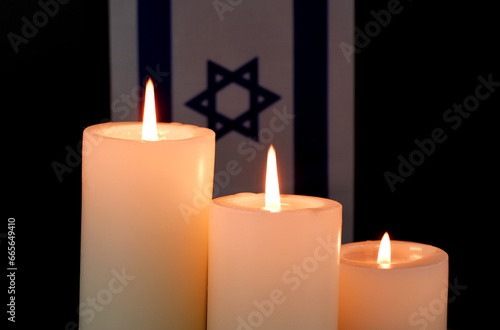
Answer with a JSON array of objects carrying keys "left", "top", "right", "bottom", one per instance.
[
  {"left": 142, "top": 78, "right": 158, "bottom": 141},
  {"left": 264, "top": 145, "right": 281, "bottom": 212},
  {"left": 377, "top": 232, "right": 391, "bottom": 268}
]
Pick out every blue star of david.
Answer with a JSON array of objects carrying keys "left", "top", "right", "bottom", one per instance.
[{"left": 185, "top": 58, "right": 280, "bottom": 140}]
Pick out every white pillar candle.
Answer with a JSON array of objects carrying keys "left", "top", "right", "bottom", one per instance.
[
  {"left": 208, "top": 147, "right": 342, "bottom": 330},
  {"left": 339, "top": 235, "right": 449, "bottom": 330},
  {"left": 80, "top": 80, "right": 215, "bottom": 329}
]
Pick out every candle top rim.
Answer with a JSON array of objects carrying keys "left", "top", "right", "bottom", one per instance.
[
  {"left": 84, "top": 121, "right": 215, "bottom": 141},
  {"left": 212, "top": 192, "right": 341, "bottom": 213},
  {"left": 340, "top": 240, "right": 448, "bottom": 269}
]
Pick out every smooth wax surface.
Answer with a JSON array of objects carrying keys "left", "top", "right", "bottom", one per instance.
[
  {"left": 208, "top": 193, "right": 342, "bottom": 330},
  {"left": 80, "top": 122, "right": 215, "bottom": 329},
  {"left": 339, "top": 240, "right": 449, "bottom": 330}
]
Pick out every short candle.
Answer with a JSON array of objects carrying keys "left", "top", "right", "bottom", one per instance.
[{"left": 338, "top": 234, "right": 449, "bottom": 330}]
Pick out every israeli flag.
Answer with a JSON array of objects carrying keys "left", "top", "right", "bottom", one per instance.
[{"left": 109, "top": 0, "right": 354, "bottom": 241}]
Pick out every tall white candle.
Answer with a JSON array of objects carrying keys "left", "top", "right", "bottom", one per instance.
[
  {"left": 338, "top": 236, "right": 449, "bottom": 330},
  {"left": 208, "top": 147, "right": 342, "bottom": 330},
  {"left": 80, "top": 80, "right": 215, "bottom": 329}
]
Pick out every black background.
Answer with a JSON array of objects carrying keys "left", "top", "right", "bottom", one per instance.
[
  {"left": 2, "top": 1, "right": 109, "bottom": 329},
  {"left": 2, "top": 0, "right": 498, "bottom": 329},
  {"left": 354, "top": 1, "right": 498, "bottom": 329}
]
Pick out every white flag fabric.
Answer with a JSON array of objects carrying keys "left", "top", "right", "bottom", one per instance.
[{"left": 109, "top": 0, "right": 354, "bottom": 242}]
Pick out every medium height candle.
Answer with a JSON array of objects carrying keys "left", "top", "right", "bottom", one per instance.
[
  {"left": 338, "top": 234, "right": 449, "bottom": 330},
  {"left": 208, "top": 147, "right": 342, "bottom": 330},
  {"left": 80, "top": 80, "right": 215, "bottom": 329}
]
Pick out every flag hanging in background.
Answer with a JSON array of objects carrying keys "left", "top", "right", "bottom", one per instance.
[{"left": 109, "top": 0, "right": 354, "bottom": 242}]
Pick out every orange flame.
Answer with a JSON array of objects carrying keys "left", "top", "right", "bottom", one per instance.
[
  {"left": 264, "top": 145, "right": 281, "bottom": 212},
  {"left": 142, "top": 78, "right": 158, "bottom": 141},
  {"left": 377, "top": 232, "right": 391, "bottom": 268}
]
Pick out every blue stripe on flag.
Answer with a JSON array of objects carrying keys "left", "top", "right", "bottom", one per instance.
[
  {"left": 138, "top": 0, "right": 171, "bottom": 122},
  {"left": 294, "top": 0, "right": 329, "bottom": 197}
]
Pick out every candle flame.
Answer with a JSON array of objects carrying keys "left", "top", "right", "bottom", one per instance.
[
  {"left": 142, "top": 78, "right": 158, "bottom": 141},
  {"left": 377, "top": 232, "right": 391, "bottom": 268},
  {"left": 264, "top": 145, "right": 281, "bottom": 212}
]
